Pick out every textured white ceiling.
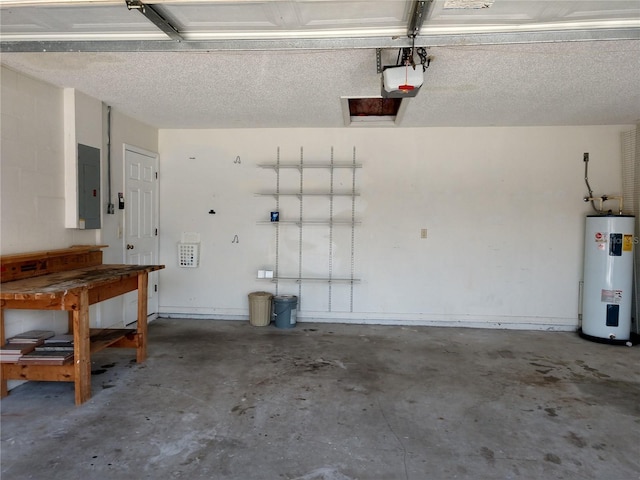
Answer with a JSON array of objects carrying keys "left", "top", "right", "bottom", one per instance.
[
  {"left": 1, "top": 0, "right": 639, "bottom": 128},
  {"left": 3, "top": 40, "right": 639, "bottom": 128}
]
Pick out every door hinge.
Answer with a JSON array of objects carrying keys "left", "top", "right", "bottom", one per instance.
[
  {"left": 154, "top": 284, "right": 158, "bottom": 292},
  {"left": 155, "top": 228, "right": 158, "bottom": 236},
  {"left": 155, "top": 171, "right": 158, "bottom": 180}
]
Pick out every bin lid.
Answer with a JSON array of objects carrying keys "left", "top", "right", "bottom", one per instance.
[
  {"left": 249, "top": 291, "right": 273, "bottom": 297},
  {"left": 274, "top": 295, "right": 297, "bottom": 301}
]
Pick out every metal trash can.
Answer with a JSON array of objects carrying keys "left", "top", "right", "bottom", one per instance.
[
  {"left": 273, "top": 295, "right": 298, "bottom": 329},
  {"left": 248, "top": 291, "right": 273, "bottom": 326}
]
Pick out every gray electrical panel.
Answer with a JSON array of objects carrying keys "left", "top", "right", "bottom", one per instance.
[{"left": 78, "top": 144, "right": 101, "bottom": 229}]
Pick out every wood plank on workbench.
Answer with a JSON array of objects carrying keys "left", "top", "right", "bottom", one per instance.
[
  {"left": 0, "top": 246, "right": 107, "bottom": 283},
  {"left": 0, "top": 264, "right": 164, "bottom": 300},
  {"left": 0, "top": 245, "right": 105, "bottom": 264}
]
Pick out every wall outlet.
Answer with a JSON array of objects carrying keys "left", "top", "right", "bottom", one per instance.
[{"left": 421, "top": 228, "right": 428, "bottom": 239}]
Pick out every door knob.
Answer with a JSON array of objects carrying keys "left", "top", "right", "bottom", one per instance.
[{"left": 127, "top": 244, "right": 135, "bottom": 250}]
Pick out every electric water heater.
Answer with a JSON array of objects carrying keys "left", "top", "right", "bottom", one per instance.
[{"left": 581, "top": 214, "right": 635, "bottom": 343}]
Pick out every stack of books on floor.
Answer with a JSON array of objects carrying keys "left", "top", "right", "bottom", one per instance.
[
  {"left": 1, "top": 330, "right": 56, "bottom": 363},
  {"left": 19, "top": 333, "right": 74, "bottom": 365}
]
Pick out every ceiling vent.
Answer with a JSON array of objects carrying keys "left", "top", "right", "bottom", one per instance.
[{"left": 341, "top": 97, "right": 407, "bottom": 127}]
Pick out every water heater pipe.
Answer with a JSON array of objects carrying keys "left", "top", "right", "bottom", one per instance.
[
  {"left": 583, "top": 152, "right": 624, "bottom": 214},
  {"left": 584, "top": 195, "right": 624, "bottom": 215}
]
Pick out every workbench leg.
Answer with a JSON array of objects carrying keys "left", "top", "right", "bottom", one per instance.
[
  {"left": 0, "top": 307, "right": 7, "bottom": 398},
  {"left": 137, "top": 272, "right": 148, "bottom": 363},
  {"left": 73, "top": 289, "right": 91, "bottom": 406}
]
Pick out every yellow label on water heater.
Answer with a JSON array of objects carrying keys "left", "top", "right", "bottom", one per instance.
[{"left": 623, "top": 234, "right": 633, "bottom": 252}]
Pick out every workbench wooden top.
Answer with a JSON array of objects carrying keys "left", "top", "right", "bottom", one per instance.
[{"left": 0, "top": 264, "right": 164, "bottom": 299}]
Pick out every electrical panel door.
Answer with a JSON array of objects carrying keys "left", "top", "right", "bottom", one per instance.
[{"left": 78, "top": 143, "right": 101, "bottom": 229}]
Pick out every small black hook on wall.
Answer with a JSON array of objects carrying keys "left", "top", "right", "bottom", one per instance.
[{"left": 208, "top": 209, "right": 216, "bottom": 214}]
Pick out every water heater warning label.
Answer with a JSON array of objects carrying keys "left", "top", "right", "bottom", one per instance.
[
  {"left": 623, "top": 234, "right": 633, "bottom": 252},
  {"left": 601, "top": 289, "right": 623, "bottom": 304}
]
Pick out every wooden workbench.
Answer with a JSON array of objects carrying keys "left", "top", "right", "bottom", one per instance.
[{"left": 0, "top": 246, "right": 164, "bottom": 405}]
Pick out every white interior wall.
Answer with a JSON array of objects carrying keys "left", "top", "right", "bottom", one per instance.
[
  {"left": 0, "top": 67, "right": 99, "bottom": 345},
  {"left": 158, "top": 126, "right": 628, "bottom": 330},
  {"left": 0, "top": 66, "right": 158, "bottom": 342},
  {"left": 0, "top": 64, "right": 631, "bottom": 340}
]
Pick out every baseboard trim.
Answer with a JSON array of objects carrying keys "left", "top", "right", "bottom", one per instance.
[{"left": 158, "top": 308, "right": 577, "bottom": 332}]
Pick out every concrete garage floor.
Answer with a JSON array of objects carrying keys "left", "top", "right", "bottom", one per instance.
[{"left": 1, "top": 319, "right": 639, "bottom": 480}]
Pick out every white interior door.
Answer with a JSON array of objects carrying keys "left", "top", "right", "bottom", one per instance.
[{"left": 123, "top": 145, "right": 159, "bottom": 325}]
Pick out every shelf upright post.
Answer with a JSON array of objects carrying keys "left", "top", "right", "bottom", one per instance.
[
  {"left": 275, "top": 147, "right": 280, "bottom": 296},
  {"left": 350, "top": 146, "right": 357, "bottom": 312},
  {"left": 328, "top": 146, "right": 334, "bottom": 311},
  {"left": 298, "top": 146, "right": 304, "bottom": 308}
]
